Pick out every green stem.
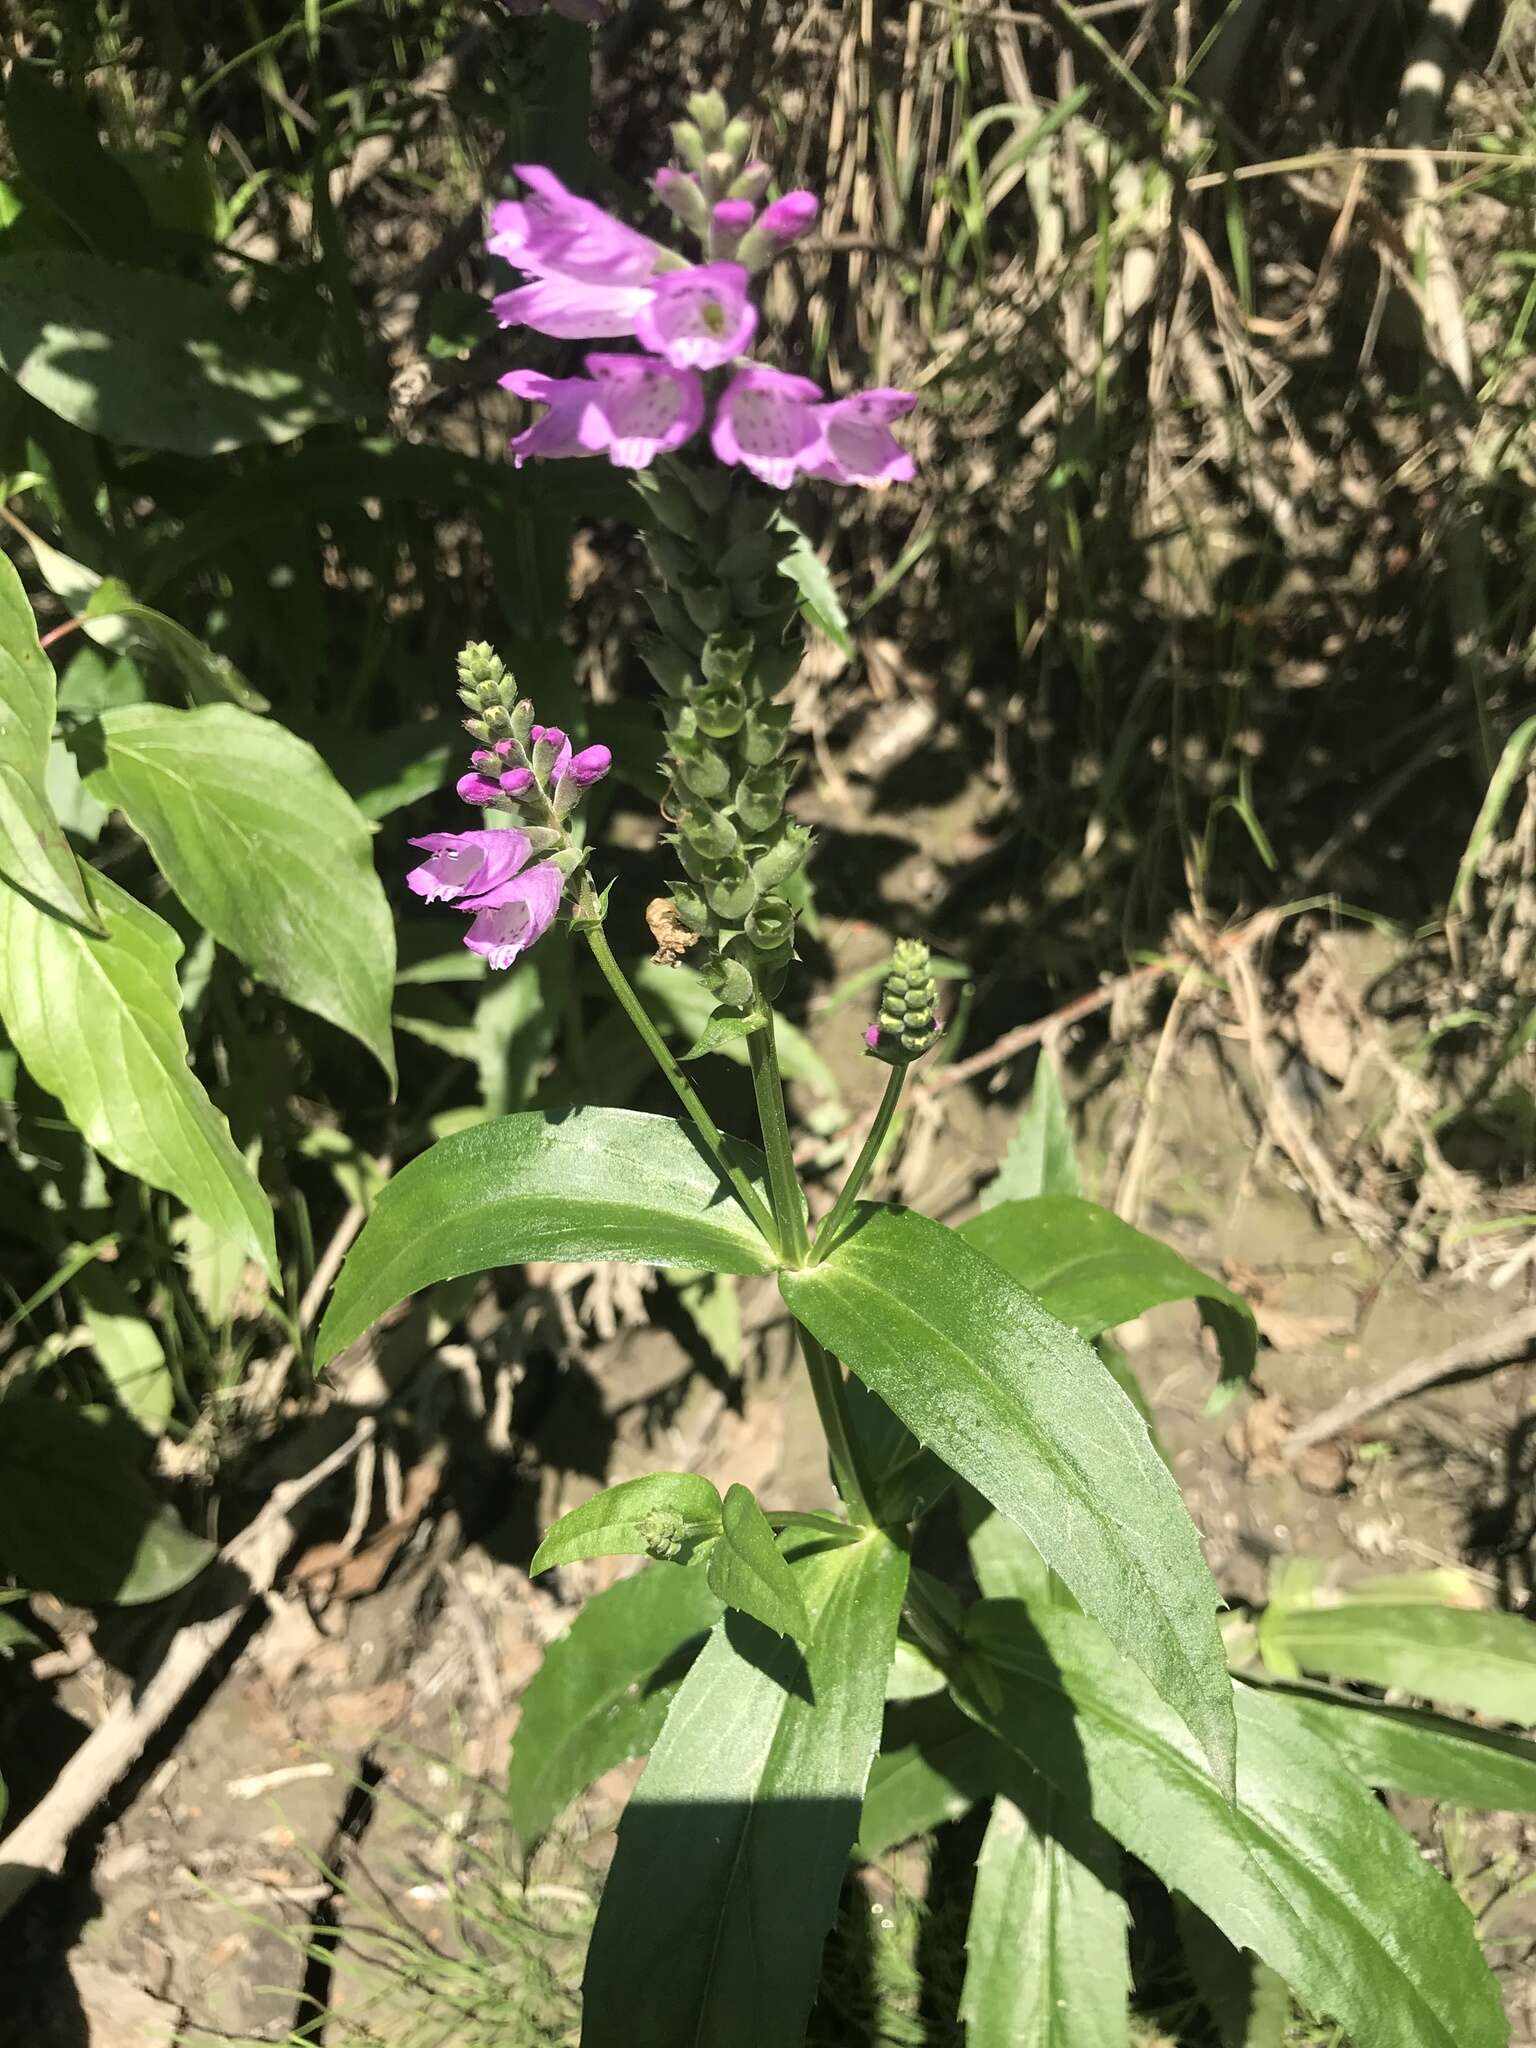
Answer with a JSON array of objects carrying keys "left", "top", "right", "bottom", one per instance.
[
  {"left": 816, "top": 1061, "right": 909, "bottom": 1255},
  {"left": 747, "top": 1018, "right": 810, "bottom": 1267},
  {"left": 796, "top": 1325, "right": 878, "bottom": 1527},
  {"left": 582, "top": 922, "right": 780, "bottom": 1253}
]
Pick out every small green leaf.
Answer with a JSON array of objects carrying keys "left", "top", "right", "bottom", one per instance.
[
  {"left": 0, "top": 549, "right": 99, "bottom": 929},
  {"left": 0, "top": 253, "right": 374, "bottom": 454},
  {"left": 76, "top": 1266, "right": 173, "bottom": 1436},
  {"left": 782, "top": 1204, "right": 1237, "bottom": 1794},
  {"left": 775, "top": 514, "right": 854, "bottom": 659},
  {"left": 964, "top": 1601, "right": 1507, "bottom": 2048},
  {"left": 0, "top": 1400, "right": 214, "bottom": 1604},
  {"left": 963, "top": 1194, "right": 1257, "bottom": 1405},
  {"left": 317, "top": 1109, "right": 775, "bottom": 1367},
  {"left": 531, "top": 1473, "right": 724, "bottom": 1574},
  {"left": 1259, "top": 1595, "right": 1536, "bottom": 1725},
  {"left": 961, "top": 1784, "right": 1130, "bottom": 2048},
  {"left": 681, "top": 1000, "right": 767, "bottom": 1061},
  {"left": 705, "top": 1483, "right": 811, "bottom": 1639},
  {"left": 0, "top": 870, "right": 276, "bottom": 1277},
  {"left": 583, "top": 1531, "right": 908, "bottom": 2048},
  {"left": 85, "top": 702, "right": 395, "bottom": 1082},
  {"left": 886, "top": 1638, "right": 947, "bottom": 1701},
  {"left": 977, "top": 1051, "right": 1080, "bottom": 1206},
  {"left": 857, "top": 1695, "right": 1004, "bottom": 1858},
  {"left": 507, "top": 1565, "right": 722, "bottom": 1859},
  {"left": 1265, "top": 1684, "right": 1536, "bottom": 1812}
]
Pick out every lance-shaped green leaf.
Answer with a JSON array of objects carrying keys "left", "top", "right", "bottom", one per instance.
[
  {"left": 963, "top": 1195, "right": 1257, "bottom": 1404},
  {"left": 977, "top": 1051, "right": 1080, "bottom": 1207},
  {"left": 1260, "top": 1683, "right": 1536, "bottom": 1810},
  {"left": 530, "top": 1473, "right": 723, "bottom": 1574},
  {"left": 781, "top": 1205, "right": 1236, "bottom": 1793},
  {"left": 506, "top": 1565, "right": 722, "bottom": 1859},
  {"left": 0, "top": 549, "right": 98, "bottom": 928},
  {"left": 0, "top": 252, "right": 373, "bottom": 455},
  {"left": 964, "top": 1602, "right": 1507, "bottom": 2048},
  {"left": 856, "top": 1694, "right": 1005, "bottom": 1858},
  {"left": 317, "top": 1109, "right": 775, "bottom": 1366},
  {"left": 583, "top": 1530, "right": 908, "bottom": 2048},
  {"left": 1259, "top": 1596, "right": 1536, "bottom": 1725},
  {"left": 84, "top": 702, "right": 395, "bottom": 1083},
  {"left": 961, "top": 1785, "right": 1130, "bottom": 2048},
  {"left": 704, "top": 1483, "right": 809, "bottom": 1639},
  {"left": 0, "top": 870, "right": 275, "bottom": 1276}
]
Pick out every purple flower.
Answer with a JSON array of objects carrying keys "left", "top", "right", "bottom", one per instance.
[
  {"left": 457, "top": 768, "right": 509, "bottom": 805},
  {"left": 407, "top": 829, "right": 532, "bottom": 904},
  {"left": 503, "top": 358, "right": 703, "bottom": 470},
  {"left": 710, "top": 199, "right": 755, "bottom": 260},
  {"left": 462, "top": 861, "right": 564, "bottom": 970},
  {"left": 634, "top": 261, "right": 757, "bottom": 370},
  {"left": 807, "top": 389, "right": 917, "bottom": 487},
  {"left": 711, "top": 365, "right": 824, "bottom": 489},
  {"left": 561, "top": 743, "right": 612, "bottom": 787},
  {"left": 489, "top": 166, "right": 661, "bottom": 340},
  {"left": 864, "top": 1023, "right": 882, "bottom": 1050}
]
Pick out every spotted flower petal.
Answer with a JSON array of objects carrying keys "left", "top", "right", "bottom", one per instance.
[
  {"left": 634, "top": 262, "right": 757, "bottom": 370},
  {"left": 462, "top": 860, "right": 565, "bottom": 970},
  {"left": 807, "top": 388, "right": 917, "bottom": 487},
  {"left": 406, "top": 829, "right": 532, "bottom": 904},
  {"left": 489, "top": 166, "right": 660, "bottom": 287},
  {"left": 584, "top": 354, "right": 705, "bottom": 469},
  {"left": 711, "top": 365, "right": 825, "bottom": 489}
]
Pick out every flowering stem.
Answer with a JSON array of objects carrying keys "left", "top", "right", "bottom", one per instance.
[
  {"left": 815, "top": 1061, "right": 909, "bottom": 1257},
  {"left": 581, "top": 918, "right": 780, "bottom": 1253},
  {"left": 746, "top": 1018, "right": 810, "bottom": 1269},
  {"left": 795, "top": 1325, "right": 876, "bottom": 1528}
]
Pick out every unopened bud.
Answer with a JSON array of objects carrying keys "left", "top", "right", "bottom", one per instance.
[
  {"left": 710, "top": 197, "right": 755, "bottom": 261},
  {"left": 705, "top": 858, "right": 758, "bottom": 923},
  {"left": 510, "top": 699, "right": 535, "bottom": 745},
  {"left": 721, "top": 116, "right": 753, "bottom": 164},
  {"left": 728, "top": 160, "right": 773, "bottom": 204},
  {"left": 687, "top": 90, "right": 729, "bottom": 142},
  {"left": 653, "top": 165, "right": 710, "bottom": 238},
  {"left": 866, "top": 940, "right": 941, "bottom": 1065},
  {"left": 671, "top": 120, "right": 708, "bottom": 173}
]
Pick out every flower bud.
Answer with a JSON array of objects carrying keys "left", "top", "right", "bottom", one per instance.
[
  {"left": 736, "top": 764, "right": 787, "bottom": 831},
  {"left": 552, "top": 774, "right": 580, "bottom": 820},
  {"left": 703, "top": 951, "right": 755, "bottom": 1007},
  {"left": 653, "top": 165, "right": 711, "bottom": 238},
  {"left": 866, "top": 940, "right": 942, "bottom": 1065},
  {"left": 751, "top": 821, "right": 812, "bottom": 892},
  {"left": 511, "top": 699, "right": 535, "bottom": 745},
  {"left": 710, "top": 197, "right": 755, "bottom": 261},
  {"left": 638, "top": 1505, "right": 686, "bottom": 1562},
  {"left": 484, "top": 703, "right": 513, "bottom": 738},
  {"left": 457, "top": 641, "right": 508, "bottom": 697},
  {"left": 676, "top": 747, "right": 730, "bottom": 801},
  {"left": 721, "top": 116, "right": 753, "bottom": 164},
  {"left": 746, "top": 895, "right": 794, "bottom": 952},
  {"left": 695, "top": 685, "right": 747, "bottom": 740},
  {"left": 740, "top": 705, "right": 791, "bottom": 765},
  {"left": 702, "top": 149, "right": 737, "bottom": 198},
  {"left": 728, "top": 160, "right": 773, "bottom": 204},
  {"left": 705, "top": 858, "right": 758, "bottom": 922},
  {"left": 687, "top": 90, "right": 729, "bottom": 142},
  {"left": 701, "top": 630, "right": 753, "bottom": 690},
  {"left": 671, "top": 119, "right": 708, "bottom": 172},
  {"left": 457, "top": 687, "right": 483, "bottom": 712}
]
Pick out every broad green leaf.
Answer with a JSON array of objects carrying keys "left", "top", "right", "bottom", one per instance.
[
  {"left": 964, "top": 1602, "right": 1507, "bottom": 2048},
  {"left": 0, "top": 1400, "right": 214, "bottom": 1604},
  {"left": 635, "top": 960, "right": 843, "bottom": 1108},
  {"left": 1263, "top": 1684, "right": 1536, "bottom": 1811},
  {"left": 961, "top": 1785, "right": 1129, "bottom": 2048},
  {"left": 530, "top": 1472, "right": 723, "bottom": 1574},
  {"left": 82, "top": 594, "right": 269, "bottom": 712},
  {"left": 886, "top": 1638, "right": 947, "bottom": 1701},
  {"left": 0, "top": 253, "right": 373, "bottom": 454},
  {"left": 0, "top": 870, "right": 276, "bottom": 1276},
  {"left": 0, "top": 548, "right": 98, "bottom": 927},
  {"left": 317, "top": 1109, "right": 775, "bottom": 1367},
  {"left": 782, "top": 1205, "right": 1236, "bottom": 1793},
  {"left": 583, "top": 1531, "right": 908, "bottom": 2048},
  {"left": 4, "top": 65, "right": 154, "bottom": 253},
  {"left": 963, "top": 1195, "right": 1257, "bottom": 1404},
  {"left": 85, "top": 702, "right": 395, "bottom": 1082},
  {"left": 507, "top": 1565, "right": 722, "bottom": 1858},
  {"left": 961, "top": 1491, "right": 1062, "bottom": 1608},
  {"left": 1260, "top": 1597, "right": 1536, "bottom": 1725},
  {"left": 857, "top": 1695, "right": 1004, "bottom": 1857},
  {"left": 977, "top": 1052, "right": 1080, "bottom": 1207},
  {"left": 77, "top": 1267, "right": 173, "bottom": 1436},
  {"left": 704, "top": 1483, "right": 810, "bottom": 1639},
  {"left": 1176, "top": 1899, "right": 1288, "bottom": 2048},
  {"left": 843, "top": 1376, "right": 950, "bottom": 1525}
]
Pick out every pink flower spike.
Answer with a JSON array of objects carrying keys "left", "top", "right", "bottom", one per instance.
[
  {"left": 634, "top": 263, "right": 757, "bottom": 371},
  {"left": 462, "top": 861, "right": 564, "bottom": 970},
  {"left": 757, "top": 191, "right": 819, "bottom": 246},
  {"left": 558, "top": 742, "right": 612, "bottom": 788},
  {"left": 711, "top": 365, "right": 825, "bottom": 489},
  {"left": 808, "top": 388, "right": 918, "bottom": 487},
  {"left": 408, "top": 828, "right": 532, "bottom": 903},
  {"left": 501, "top": 368, "right": 606, "bottom": 466},
  {"left": 457, "top": 770, "right": 508, "bottom": 805},
  {"left": 584, "top": 355, "right": 705, "bottom": 468}
]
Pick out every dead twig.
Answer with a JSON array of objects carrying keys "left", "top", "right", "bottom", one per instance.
[{"left": 1283, "top": 1302, "right": 1536, "bottom": 1463}]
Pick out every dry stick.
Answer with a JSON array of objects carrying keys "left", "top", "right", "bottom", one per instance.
[
  {"left": 0, "top": 1416, "right": 377, "bottom": 1921},
  {"left": 1282, "top": 1302, "right": 1536, "bottom": 1462}
]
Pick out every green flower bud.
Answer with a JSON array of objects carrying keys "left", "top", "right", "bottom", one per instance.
[
  {"left": 638, "top": 1505, "right": 686, "bottom": 1562},
  {"left": 721, "top": 116, "right": 753, "bottom": 164},
  {"left": 510, "top": 699, "right": 535, "bottom": 746},
  {"left": 552, "top": 774, "right": 580, "bottom": 820},
  {"left": 677, "top": 748, "right": 730, "bottom": 802},
  {"left": 745, "top": 895, "right": 795, "bottom": 952},
  {"left": 695, "top": 686, "right": 746, "bottom": 740},
  {"left": 866, "top": 941, "right": 942, "bottom": 1066},
  {"left": 531, "top": 731, "right": 560, "bottom": 778},
  {"left": 484, "top": 703, "right": 513, "bottom": 738},
  {"left": 457, "top": 641, "right": 507, "bottom": 696},
  {"left": 687, "top": 90, "right": 729, "bottom": 141},
  {"left": 702, "top": 951, "right": 755, "bottom": 1008},
  {"left": 464, "top": 716, "right": 491, "bottom": 745},
  {"left": 751, "top": 822, "right": 812, "bottom": 893},
  {"left": 671, "top": 119, "right": 708, "bottom": 172},
  {"left": 457, "top": 687, "right": 482, "bottom": 712},
  {"left": 677, "top": 804, "right": 738, "bottom": 860},
  {"left": 740, "top": 706, "right": 791, "bottom": 765}
]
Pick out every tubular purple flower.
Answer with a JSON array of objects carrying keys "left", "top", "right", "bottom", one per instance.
[
  {"left": 709, "top": 199, "right": 755, "bottom": 260},
  {"left": 499, "top": 765, "right": 536, "bottom": 795},
  {"left": 493, "top": 273, "right": 651, "bottom": 340},
  {"left": 634, "top": 262, "right": 757, "bottom": 370},
  {"left": 807, "top": 389, "right": 918, "bottom": 487},
  {"left": 756, "top": 190, "right": 819, "bottom": 245},
  {"left": 407, "top": 829, "right": 533, "bottom": 904},
  {"left": 501, "top": 368, "right": 601, "bottom": 464},
  {"left": 559, "top": 743, "right": 612, "bottom": 787},
  {"left": 585, "top": 355, "right": 705, "bottom": 468},
  {"left": 491, "top": 167, "right": 660, "bottom": 286},
  {"left": 711, "top": 365, "right": 825, "bottom": 489},
  {"left": 462, "top": 861, "right": 565, "bottom": 970},
  {"left": 457, "top": 769, "right": 509, "bottom": 805}
]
